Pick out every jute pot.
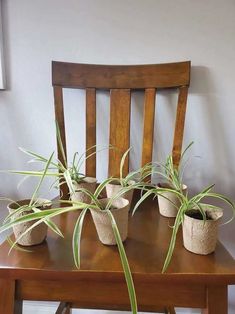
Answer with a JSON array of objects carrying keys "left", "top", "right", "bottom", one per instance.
[
  {"left": 157, "top": 183, "right": 187, "bottom": 218},
  {"left": 183, "top": 208, "right": 223, "bottom": 255},
  {"left": 106, "top": 180, "right": 135, "bottom": 212},
  {"left": 7, "top": 198, "right": 51, "bottom": 246},
  {"left": 90, "top": 198, "right": 129, "bottom": 245},
  {"left": 71, "top": 177, "right": 97, "bottom": 203}
]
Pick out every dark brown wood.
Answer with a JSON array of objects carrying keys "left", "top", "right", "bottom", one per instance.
[
  {"left": 86, "top": 88, "right": 96, "bottom": 177},
  {"left": 141, "top": 88, "right": 156, "bottom": 168},
  {"left": 0, "top": 194, "right": 235, "bottom": 312},
  {"left": 53, "top": 86, "right": 68, "bottom": 199},
  {"left": 52, "top": 61, "right": 191, "bottom": 180},
  {"left": 56, "top": 302, "right": 71, "bottom": 314},
  {"left": 16, "top": 279, "right": 205, "bottom": 309},
  {"left": 202, "top": 285, "right": 227, "bottom": 314},
  {"left": 0, "top": 279, "right": 22, "bottom": 314},
  {"left": 108, "top": 89, "right": 131, "bottom": 177},
  {"left": 52, "top": 61, "right": 190, "bottom": 89},
  {"left": 172, "top": 86, "right": 189, "bottom": 167}
]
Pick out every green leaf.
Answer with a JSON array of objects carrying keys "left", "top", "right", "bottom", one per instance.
[
  {"left": 63, "top": 169, "right": 76, "bottom": 196},
  {"left": 30, "top": 152, "right": 54, "bottom": 206},
  {"left": 72, "top": 207, "right": 88, "bottom": 268},
  {"left": 94, "top": 177, "right": 115, "bottom": 199},
  {"left": 107, "top": 211, "right": 137, "bottom": 314},
  {"left": 75, "top": 187, "right": 101, "bottom": 208},
  {"left": 119, "top": 148, "right": 131, "bottom": 184},
  {"left": 8, "top": 170, "right": 59, "bottom": 177},
  {"left": 162, "top": 204, "right": 185, "bottom": 273},
  {"left": 180, "top": 141, "right": 194, "bottom": 164},
  {"left": 132, "top": 189, "right": 153, "bottom": 216}
]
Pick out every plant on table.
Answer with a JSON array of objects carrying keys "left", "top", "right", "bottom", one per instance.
[
  {"left": 161, "top": 184, "right": 235, "bottom": 272},
  {"left": 152, "top": 142, "right": 194, "bottom": 217},
  {"left": 2, "top": 152, "right": 64, "bottom": 248},
  {"left": 8, "top": 122, "right": 112, "bottom": 203},
  {"left": 106, "top": 148, "right": 154, "bottom": 211}
]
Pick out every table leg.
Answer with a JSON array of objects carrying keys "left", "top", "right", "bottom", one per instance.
[
  {"left": 202, "top": 285, "right": 227, "bottom": 314},
  {"left": 0, "top": 279, "right": 23, "bottom": 314}
]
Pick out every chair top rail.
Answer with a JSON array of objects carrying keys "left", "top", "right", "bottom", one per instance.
[{"left": 52, "top": 60, "right": 191, "bottom": 89}]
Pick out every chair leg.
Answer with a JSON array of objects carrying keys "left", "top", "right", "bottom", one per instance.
[
  {"left": 165, "top": 306, "right": 176, "bottom": 314},
  {"left": 55, "top": 302, "right": 71, "bottom": 314}
]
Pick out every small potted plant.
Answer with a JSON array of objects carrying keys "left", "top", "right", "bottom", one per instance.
[
  {"left": 162, "top": 184, "right": 235, "bottom": 272},
  {"left": 7, "top": 122, "right": 111, "bottom": 203},
  {"left": 106, "top": 148, "right": 153, "bottom": 211},
  {"left": 7, "top": 198, "right": 51, "bottom": 246},
  {"left": 153, "top": 142, "right": 194, "bottom": 217},
  {"left": 3, "top": 153, "right": 61, "bottom": 248}
]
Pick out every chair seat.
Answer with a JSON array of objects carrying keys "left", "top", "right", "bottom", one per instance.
[{"left": 0, "top": 192, "right": 235, "bottom": 312}]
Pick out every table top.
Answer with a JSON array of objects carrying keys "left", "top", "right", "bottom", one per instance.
[{"left": 0, "top": 193, "right": 235, "bottom": 284}]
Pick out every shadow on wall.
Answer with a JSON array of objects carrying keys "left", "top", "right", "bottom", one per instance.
[{"left": 189, "top": 65, "right": 235, "bottom": 194}]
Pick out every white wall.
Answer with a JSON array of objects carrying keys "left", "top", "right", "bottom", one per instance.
[{"left": 0, "top": 0, "right": 235, "bottom": 313}]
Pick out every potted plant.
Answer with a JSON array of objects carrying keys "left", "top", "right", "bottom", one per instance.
[
  {"left": 0, "top": 175, "right": 138, "bottom": 314},
  {"left": 7, "top": 123, "right": 115, "bottom": 203},
  {"left": 153, "top": 142, "right": 194, "bottom": 217},
  {"left": 106, "top": 148, "right": 153, "bottom": 211},
  {"left": 3, "top": 153, "right": 62, "bottom": 248},
  {"left": 161, "top": 184, "right": 235, "bottom": 272},
  {"left": 7, "top": 198, "right": 51, "bottom": 246}
]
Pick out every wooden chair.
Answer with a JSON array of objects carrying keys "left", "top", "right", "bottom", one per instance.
[
  {"left": 1, "top": 61, "right": 234, "bottom": 314},
  {"left": 53, "top": 61, "right": 190, "bottom": 197},
  {"left": 52, "top": 60, "right": 190, "bottom": 314}
]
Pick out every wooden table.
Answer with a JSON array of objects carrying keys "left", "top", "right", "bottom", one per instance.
[{"left": 0, "top": 193, "right": 235, "bottom": 314}]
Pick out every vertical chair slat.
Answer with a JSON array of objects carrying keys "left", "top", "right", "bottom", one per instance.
[
  {"left": 53, "top": 86, "right": 68, "bottom": 198},
  {"left": 141, "top": 88, "right": 156, "bottom": 167},
  {"left": 86, "top": 88, "right": 96, "bottom": 177},
  {"left": 108, "top": 89, "right": 131, "bottom": 177},
  {"left": 172, "top": 86, "right": 189, "bottom": 168}
]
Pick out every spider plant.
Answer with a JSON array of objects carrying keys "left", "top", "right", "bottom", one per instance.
[
  {"left": 111, "top": 148, "right": 154, "bottom": 187},
  {"left": 0, "top": 176, "right": 138, "bottom": 314},
  {"left": 2, "top": 152, "right": 64, "bottom": 250},
  {"left": 154, "top": 141, "right": 194, "bottom": 192},
  {"left": 7, "top": 122, "right": 111, "bottom": 198},
  {"left": 161, "top": 184, "right": 235, "bottom": 272}
]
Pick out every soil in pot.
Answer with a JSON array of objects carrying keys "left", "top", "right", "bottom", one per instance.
[
  {"left": 7, "top": 198, "right": 51, "bottom": 246},
  {"left": 185, "top": 209, "right": 212, "bottom": 220},
  {"left": 90, "top": 198, "right": 129, "bottom": 245},
  {"left": 106, "top": 180, "right": 135, "bottom": 212},
  {"left": 157, "top": 183, "right": 187, "bottom": 218},
  {"left": 71, "top": 177, "right": 97, "bottom": 203},
  {"left": 183, "top": 208, "right": 223, "bottom": 255}
]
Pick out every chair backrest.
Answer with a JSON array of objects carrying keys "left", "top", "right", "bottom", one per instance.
[{"left": 52, "top": 61, "right": 190, "bottom": 182}]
